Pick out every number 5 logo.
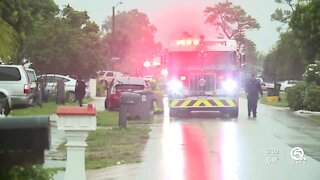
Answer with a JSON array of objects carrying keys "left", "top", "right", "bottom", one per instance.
[{"left": 291, "top": 147, "right": 304, "bottom": 160}]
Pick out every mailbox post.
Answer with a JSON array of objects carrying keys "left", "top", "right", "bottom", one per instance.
[
  {"left": 0, "top": 116, "right": 50, "bottom": 170},
  {"left": 56, "top": 103, "right": 96, "bottom": 180}
]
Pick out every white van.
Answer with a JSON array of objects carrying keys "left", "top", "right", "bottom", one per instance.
[
  {"left": 0, "top": 65, "right": 33, "bottom": 115},
  {"left": 26, "top": 68, "right": 37, "bottom": 90}
]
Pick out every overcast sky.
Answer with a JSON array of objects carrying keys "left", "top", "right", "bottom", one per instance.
[{"left": 54, "top": 0, "right": 287, "bottom": 53}]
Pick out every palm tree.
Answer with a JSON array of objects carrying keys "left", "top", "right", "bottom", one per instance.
[{"left": 0, "top": 18, "right": 17, "bottom": 61}]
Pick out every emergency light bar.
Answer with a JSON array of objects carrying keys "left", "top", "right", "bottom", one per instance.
[{"left": 176, "top": 39, "right": 200, "bottom": 46}]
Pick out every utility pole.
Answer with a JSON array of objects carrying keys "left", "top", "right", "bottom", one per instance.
[
  {"left": 111, "top": 6, "right": 115, "bottom": 71},
  {"left": 111, "top": 2, "right": 122, "bottom": 71}
]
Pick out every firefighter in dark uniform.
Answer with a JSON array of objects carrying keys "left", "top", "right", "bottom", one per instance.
[{"left": 245, "top": 74, "right": 263, "bottom": 117}]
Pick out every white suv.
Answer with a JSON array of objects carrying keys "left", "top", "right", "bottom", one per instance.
[
  {"left": 98, "top": 71, "right": 124, "bottom": 85},
  {"left": 0, "top": 65, "right": 33, "bottom": 115}
]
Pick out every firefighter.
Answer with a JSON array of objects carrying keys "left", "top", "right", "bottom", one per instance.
[
  {"left": 146, "top": 77, "right": 164, "bottom": 113},
  {"left": 245, "top": 73, "right": 263, "bottom": 117}
]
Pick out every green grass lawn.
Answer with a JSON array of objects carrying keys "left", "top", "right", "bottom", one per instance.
[
  {"left": 10, "top": 98, "right": 92, "bottom": 116},
  {"left": 309, "top": 115, "right": 320, "bottom": 123}
]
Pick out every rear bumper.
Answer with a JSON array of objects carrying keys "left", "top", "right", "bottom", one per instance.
[
  {"left": 169, "top": 98, "right": 238, "bottom": 109},
  {"left": 11, "top": 95, "right": 32, "bottom": 107},
  {"left": 109, "top": 96, "right": 120, "bottom": 108}
]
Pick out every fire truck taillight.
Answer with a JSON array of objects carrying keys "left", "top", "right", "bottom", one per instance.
[{"left": 180, "top": 75, "right": 187, "bottom": 81}]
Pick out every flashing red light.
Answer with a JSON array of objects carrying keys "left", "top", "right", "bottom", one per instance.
[
  {"left": 153, "top": 61, "right": 161, "bottom": 66},
  {"left": 176, "top": 39, "right": 200, "bottom": 46},
  {"left": 186, "top": 39, "right": 192, "bottom": 45},
  {"left": 193, "top": 40, "right": 200, "bottom": 45},
  {"left": 143, "top": 61, "right": 151, "bottom": 68},
  {"left": 180, "top": 75, "right": 187, "bottom": 81},
  {"left": 176, "top": 40, "right": 185, "bottom": 45},
  {"left": 161, "top": 69, "right": 168, "bottom": 76}
]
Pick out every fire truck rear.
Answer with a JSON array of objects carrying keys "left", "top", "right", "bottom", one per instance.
[{"left": 166, "top": 38, "right": 242, "bottom": 117}]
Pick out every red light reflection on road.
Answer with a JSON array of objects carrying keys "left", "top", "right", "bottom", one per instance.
[
  {"left": 214, "top": 123, "right": 240, "bottom": 180},
  {"left": 182, "top": 125, "right": 213, "bottom": 180},
  {"left": 162, "top": 113, "right": 213, "bottom": 179},
  {"left": 162, "top": 119, "right": 184, "bottom": 180}
]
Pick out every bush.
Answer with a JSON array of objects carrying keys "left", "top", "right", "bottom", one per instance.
[
  {"left": 286, "top": 82, "right": 306, "bottom": 111},
  {"left": 0, "top": 165, "right": 56, "bottom": 180},
  {"left": 303, "top": 60, "right": 320, "bottom": 85},
  {"left": 303, "top": 84, "right": 320, "bottom": 111}
]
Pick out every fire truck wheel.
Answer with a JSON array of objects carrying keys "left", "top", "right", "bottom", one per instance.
[{"left": 229, "top": 108, "right": 239, "bottom": 118}]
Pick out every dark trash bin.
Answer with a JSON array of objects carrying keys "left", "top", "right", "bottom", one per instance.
[
  {"left": 267, "top": 83, "right": 281, "bottom": 96},
  {"left": 119, "top": 92, "right": 141, "bottom": 129},
  {"left": 0, "top": 116, "right": 50, "bottom": 170},
  {"left": 131, "top": 90, "right": 153, "bottom": 121}
]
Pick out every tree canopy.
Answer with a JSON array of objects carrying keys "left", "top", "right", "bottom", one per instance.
[
  {"left": 0, "top": 0, "right": 59, "bottom": 64},
  {"left": 271, "top": 0, "right": 309, "bottom": 31},
  {"left": 102, "top": 9, "right": 161, "bottom": 75},
  {"left": 24, "top": 6, "right": 105, "bottom": 78},
  {"left": 262, "top": 31, "right": 305, "bottom": 81},
  {"left": 204, "top": 1, "right": 260, "bottom": 50},
  {"left": 262, "top": 0, "right": 315, "bottom": 80},
  {"left": 290, "top": 0, "right": 320, "bottom": 63},
  {"left": 0, "top": 18, "right": 17, "bottom": 61}
]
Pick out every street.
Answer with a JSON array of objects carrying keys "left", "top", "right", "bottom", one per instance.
[{"left": 132, "top": 97, "right": 320, "bottom": 180}]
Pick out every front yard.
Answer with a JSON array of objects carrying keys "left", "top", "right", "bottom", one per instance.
[{"left": 9, "top": 100, "right": 151, "bottom": 170}]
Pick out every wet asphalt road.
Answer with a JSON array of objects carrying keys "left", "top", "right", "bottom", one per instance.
[{"left": 134, "top": 98, "right": 320, "bottom": 180}]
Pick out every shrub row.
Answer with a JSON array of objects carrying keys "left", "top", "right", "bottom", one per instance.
[{"left": 287, "top": 82, "right": 320, "bottom": 111}]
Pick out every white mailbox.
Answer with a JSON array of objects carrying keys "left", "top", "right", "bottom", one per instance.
[{"left": 56, "top": 103, "right": 96, "bottom": 180}]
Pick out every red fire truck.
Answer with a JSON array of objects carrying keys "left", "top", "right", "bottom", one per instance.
[{"left": 165, "top": 37, "right": 243, "bottom": 117}]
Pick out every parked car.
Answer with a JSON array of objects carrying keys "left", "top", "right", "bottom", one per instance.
[
  {"left": 98, "top": 71, "right": 124, "bottom": 85},
  {"left": 38, "top": 74, "right": 77, "bottom": 101},
  {"left": 105, "top": 77, "right": 145, "bottom": 110},
  {"left": 264, "top": 82, "right": 275, "bottom": 89},
  {"left": 0, "top": 65, "right": 34, "bottom": 115},
  {"left": 26, "top": 68, "right": 37, "bottom": 89},
  {"left": 256, "top": 78, "right": 267, "bottom": 91},
  {"left": 280, "top": 80, "right": 298, "bottom": 91}
]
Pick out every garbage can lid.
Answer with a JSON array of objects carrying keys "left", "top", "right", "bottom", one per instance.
[
  {"left": 120, "top": 92, "right": 141, "bottom": 104},
  {"left": 134, "top": 90, "right": 153, "bottom": 95},
  {"left": 0, "top": 116, "right": 49, "bottom": 129}
]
